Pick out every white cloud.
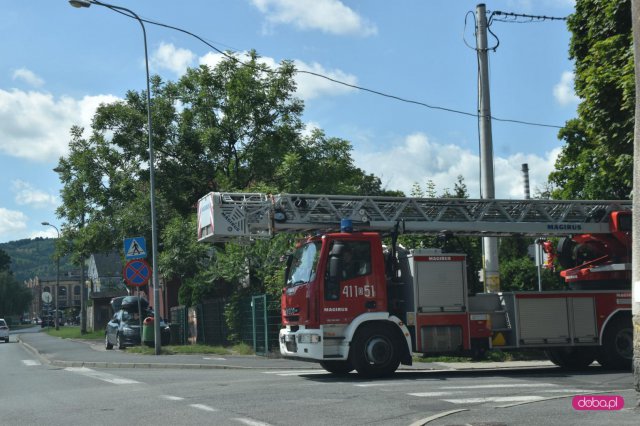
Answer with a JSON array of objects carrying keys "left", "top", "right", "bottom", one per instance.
[
  {"left": 199, "top": 51, "right": 356, "bottom": 101},
  {"left": 12, "top": 68, "right": 45, "bottom": 87},
  {"left": 353, "top": 132, "right": 559, "bottom": 198},
  {"left": 252, "top": 0, "right": 377, "bottom": 36},
  {"left": 553, "top": 71, "right": 579, "bottom": 106},
  {"left": 151, "top": 42, "right": 196, "bottom": 75},
  {"left": 0, "top": 89, "right": 119, "bottom": 162},
  {"left": 12, "top": 180, "right": 58, "bottom": 209},
  {"left": 0, "top": 208, "right": 28, "bottom": 237}
]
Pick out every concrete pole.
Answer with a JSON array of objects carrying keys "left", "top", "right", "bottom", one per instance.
[
  {"left": 630, "top": 0, "right": 640, "bottom": 400},
  {"left": 476, "top": 3, "right": 500, "bottom": 292}
]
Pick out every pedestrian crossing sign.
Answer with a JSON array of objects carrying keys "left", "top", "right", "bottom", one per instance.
[{"left": 124, "top": 237, "right": 147, "bottom": 259}]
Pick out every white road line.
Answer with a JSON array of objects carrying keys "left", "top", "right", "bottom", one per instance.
[
  {"left": 233, "top": 418, "right": 273, "bottom": 426},
  {"left": 355, "top": 381, "right": 410, "bottom": 387},
  {"left": 440, "top": 383, "right": 554, "bottom": 389},
  {"left": 443, "top": 396, "right": 546, "bottom": 404},
  {"left": 160, "top": 395, "right": 185, "bottom": 401},
  {"left": 189, "top": 404, "right": 217, "bottom": 412},
  {"left": 22, "top": 360, "right": 41, "bottom": 366},
  {"left": 261, "top": 370, "right": 326, "bottom": 376},
  {"left": 408, "top": 392, "right": 453, "bottom": 397},
  {"left": 408, "top": 409, "right": 469, "bottom": 426},
  {"left": 64, "top": 367, "right": 140, "bottom": 384},
  {"left": 541, "top": 389, "right": 596, "bottom": 393},
  {"left": 202, "top": 357, "right": 227, "bottom": 361}
]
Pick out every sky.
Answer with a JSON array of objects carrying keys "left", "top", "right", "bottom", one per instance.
[{"left": 0, "top": 0, "right": 578, "bottom": 243}]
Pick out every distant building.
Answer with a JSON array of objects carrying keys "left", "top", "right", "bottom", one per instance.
[{"left": 24, "top": 272, "right": 83, "bottom": 323}]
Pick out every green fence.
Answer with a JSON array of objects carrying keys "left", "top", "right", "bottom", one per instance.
[{"left": 170, "top": 295, "right": 281, "bottom": 356}]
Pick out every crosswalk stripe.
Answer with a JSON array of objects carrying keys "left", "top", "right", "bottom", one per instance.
[
  {"left": 262, "top": 370, "right": 325, "bottom": 376},
  {"left": 22, "top": 360, "right": 41, "bottom": 366},
  {"left": 64, "top": 367, "right": 140, "bottom": 384},
  {"left": 440, "top": 383, "right": 553, "bottom": 389},
  {"left": 408, "top": 392, "right": 453, "bottom": 397},
  {"left": 233, "top": 418, "right": 273, "bottom": 426}
]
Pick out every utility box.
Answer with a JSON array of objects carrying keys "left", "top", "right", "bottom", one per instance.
[{"left": 410, "top": 249, "right": 467, "bottom": 312}]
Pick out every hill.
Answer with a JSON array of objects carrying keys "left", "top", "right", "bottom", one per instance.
[{"left": 0, "top": 238, "right": 76, "bottom": 282}]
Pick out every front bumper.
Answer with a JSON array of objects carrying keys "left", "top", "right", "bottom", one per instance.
[{"left": 279, "top": 326, "right": 348, "bottom": 361}]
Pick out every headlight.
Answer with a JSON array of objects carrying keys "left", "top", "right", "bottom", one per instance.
[{"left": 297, "top": 334, "right": 321, "bottom": 344}]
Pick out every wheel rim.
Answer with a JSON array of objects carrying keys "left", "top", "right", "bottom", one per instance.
[
  {"left": 365, "top": 336, "right": 393, "bottom": 365},
  {"left": 614, "top": 328, "right": 633, "bottom": 360}
]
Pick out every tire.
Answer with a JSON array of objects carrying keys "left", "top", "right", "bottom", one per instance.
[
  {"left": 105, "top": 333, "right": 113, "bottom": 350},
  {"left": 319, "top": 360, "right": 354, "bottom": 375},
  {"left": 116, "top": 333, "right": 125, "bottom": 350},
  {"left": 350, "top": 324, "right": 400, "bottom": 378},
  {"left": 596, "top": 317, "right": 632, "bottom": 370},
  {"left": 544, "top": 347, "right": 596, "bottom": 370}
]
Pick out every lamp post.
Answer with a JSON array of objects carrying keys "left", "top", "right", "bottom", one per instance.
[
  {"left": 41, "top": 222, "right": 60, "bottom": 331},
  {"left": 69, "top": 0, "right": 162, "bottom": 354}
]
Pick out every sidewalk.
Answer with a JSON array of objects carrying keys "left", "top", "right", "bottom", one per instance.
[{"left": 17, "top": 331, "right": 554, "bottom": 372}]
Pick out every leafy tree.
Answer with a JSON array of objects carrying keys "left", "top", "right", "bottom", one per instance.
[
  {"left": 549, "top": 0, "right": 633, "bottom": 199},
  {"left": 0, "top": 249, "right": 10, "bottom": 273},
  {"left": 0, "top": 271, "right": 31, "bottom": 317}
]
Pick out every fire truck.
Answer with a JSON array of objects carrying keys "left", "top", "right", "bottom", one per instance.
[{"left": 197, "top": 192, "right": 633, "bottom": 377}]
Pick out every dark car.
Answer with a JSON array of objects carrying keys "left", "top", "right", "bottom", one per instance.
[{"left": 105, "top": 306, "right": 170, "bottom": 350}]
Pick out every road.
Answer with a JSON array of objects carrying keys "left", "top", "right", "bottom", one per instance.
[{"left": 1, "top": 330, "right": 638, "bottom": 425}]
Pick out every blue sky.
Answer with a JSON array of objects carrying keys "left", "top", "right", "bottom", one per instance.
[{"left": 0, "top": 0, "right": 577, "bottom": 243}]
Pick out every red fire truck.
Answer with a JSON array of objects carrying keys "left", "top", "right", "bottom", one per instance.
[{"left": 197, "top": 192, "right": 633, "bottom": 377}]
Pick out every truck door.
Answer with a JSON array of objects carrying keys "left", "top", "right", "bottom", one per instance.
[{"left": 322, "top": 239, "right": 380, "bottom": 323}]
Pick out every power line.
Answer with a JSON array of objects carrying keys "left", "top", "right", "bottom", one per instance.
[{"left": 105, "top": 5, "right": 564, "bottom": 130}]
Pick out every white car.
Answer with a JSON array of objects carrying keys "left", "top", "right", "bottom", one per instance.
[{"left": 0, "top": 319, "right": 9, "bottom": 343}]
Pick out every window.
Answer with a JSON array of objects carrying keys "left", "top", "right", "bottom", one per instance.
[
  {"left": 74, "top": 285, "right": 81, "bottom": 296},
  {"left": 339, "top": 241, "right": 372, "bottom": 281}
]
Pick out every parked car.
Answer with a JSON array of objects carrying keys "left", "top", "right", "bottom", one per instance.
[
  {"left": 105, "top": 306, "right": 170, "bottom": 350},
  {"left": 0, "top": 319, "right": 9, "bottom": 343}
]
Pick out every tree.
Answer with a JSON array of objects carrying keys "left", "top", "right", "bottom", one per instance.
[
  {"left": 0, "top": 271, "right": 31, "bottom": 317},
  {"left": 0, "top": 249, "right": 10, "bottom": 273},
  {"left": 549, "top": 0, "right": 634, "bottom": 199}
]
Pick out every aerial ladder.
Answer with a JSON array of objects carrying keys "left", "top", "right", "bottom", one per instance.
[{"left": 197, "top": 192, "right": 631, "bottom": 242}]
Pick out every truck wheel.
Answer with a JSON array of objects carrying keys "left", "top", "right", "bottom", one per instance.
[
  {"left": 596, "top": 317, "right": 632, "bottom": 370},
  {"left": 350, "top": 324, "right": 400, "bottom": 378},
  {"left": 320, "top": 360, "right": 354, "bottom": 375},
  {"left": 544, "top": 347, "right": 596, "bottom": 370}
]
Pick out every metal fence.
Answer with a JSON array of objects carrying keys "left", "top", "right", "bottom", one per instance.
[{"left": 169, "top": 294, "right": 281, "bottom": 356}]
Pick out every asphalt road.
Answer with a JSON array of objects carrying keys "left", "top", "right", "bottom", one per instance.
[{"left": 1, "top": 329, "right": 638, "bottom": 425}]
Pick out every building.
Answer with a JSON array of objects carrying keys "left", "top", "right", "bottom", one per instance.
[
  {"left": 24, "top": 272, "right": 83, "bottom": 323},
  {"left": 86, "top": 252, "right": 128, "bottom": 331}
]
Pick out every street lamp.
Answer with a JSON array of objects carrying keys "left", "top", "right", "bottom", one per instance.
[
  {"left": 69, "top": 0, "right": 162, "bottom": 354},
  {"left": 41, "top": 222, "right": 60, "bottom": 331}
]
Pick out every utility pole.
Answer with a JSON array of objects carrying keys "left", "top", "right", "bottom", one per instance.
[
  {"left": 476, "top": 3, "right": 500, "bottom": 293},
  {"left": 630, "top": 0, "right": 640, "bottom": 402}
]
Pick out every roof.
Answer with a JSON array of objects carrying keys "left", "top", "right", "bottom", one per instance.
[{"left": 88, "top": 251, "right": 122, "bottom": 279}]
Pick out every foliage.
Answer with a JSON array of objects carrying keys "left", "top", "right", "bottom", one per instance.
[
  {"left": 0, "top": 238, "right": 75, "bottom": 282},
  {"left": 0, "top": 271, "right": 32, "bottom": 317},
  {"left": 0, "top": 249, "right": 10, "bottom": 272},
  {"left": 549, "top": 0, "right": 633, "bottom": 199}
]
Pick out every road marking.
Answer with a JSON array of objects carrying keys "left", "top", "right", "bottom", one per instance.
[
  {"left": 161, "top": 395, "right": 185, "bottom": 401},
  {"left": 64, "top": 367, "right": 140, "bottom": 384},
  {"left": 408, "top": 409, "right": 469, "bottom": 426},
  {"left": 440, "top": 383, "right": 554, "bottom": 389},
  {"left": 541, "top": 388, "right": 596, "bottom": 393},
  {"left": 203, "top": 357, "right": 227, "bottom": 361},
  {"left": 233, "top": 418, "right": 273, "bottom": 426},
  {"left": 408, "top": 391, "right": 453, "bottom": 397},
  {"left": 22, "top": 360, "right": 41, "bottom": 366},
  {"left": 443, "top": 396, "right": 546, "bottom": 404},
  {"left": 189, "top": 404, "right": 217, "bottom": 412},
  {"left": 261, "top": 370, "right": 326, "bottom": 376}
]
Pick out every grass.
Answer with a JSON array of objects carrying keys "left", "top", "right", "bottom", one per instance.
[
  {"left": 125, "top": 342, "right": 254, "bottom": 356},
  {"left": 42, "top": 325, "right": 256, "bottom": 356},
  {"left": 44, "top": 326, "right": 104, "bottom": 340}
]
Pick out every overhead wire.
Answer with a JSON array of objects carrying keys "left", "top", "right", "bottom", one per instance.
[{"left": 101, "top": 2, "right": 564, "bottom": 130}]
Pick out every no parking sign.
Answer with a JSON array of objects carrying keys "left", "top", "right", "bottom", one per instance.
[{"left": 123, "top": 259, "right": 152, "bottom": 287}]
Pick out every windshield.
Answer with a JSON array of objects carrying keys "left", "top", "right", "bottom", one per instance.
[{"left": 286, "top": 241, "right": 321, "bottom": 287}]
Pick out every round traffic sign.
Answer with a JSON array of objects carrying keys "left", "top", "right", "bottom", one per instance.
[
  {"left": 123, "top": 259, "right": 152, "bottom": 287},
  {"left": 42, "top": 291, "right": 52, "bottom": 303}
]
